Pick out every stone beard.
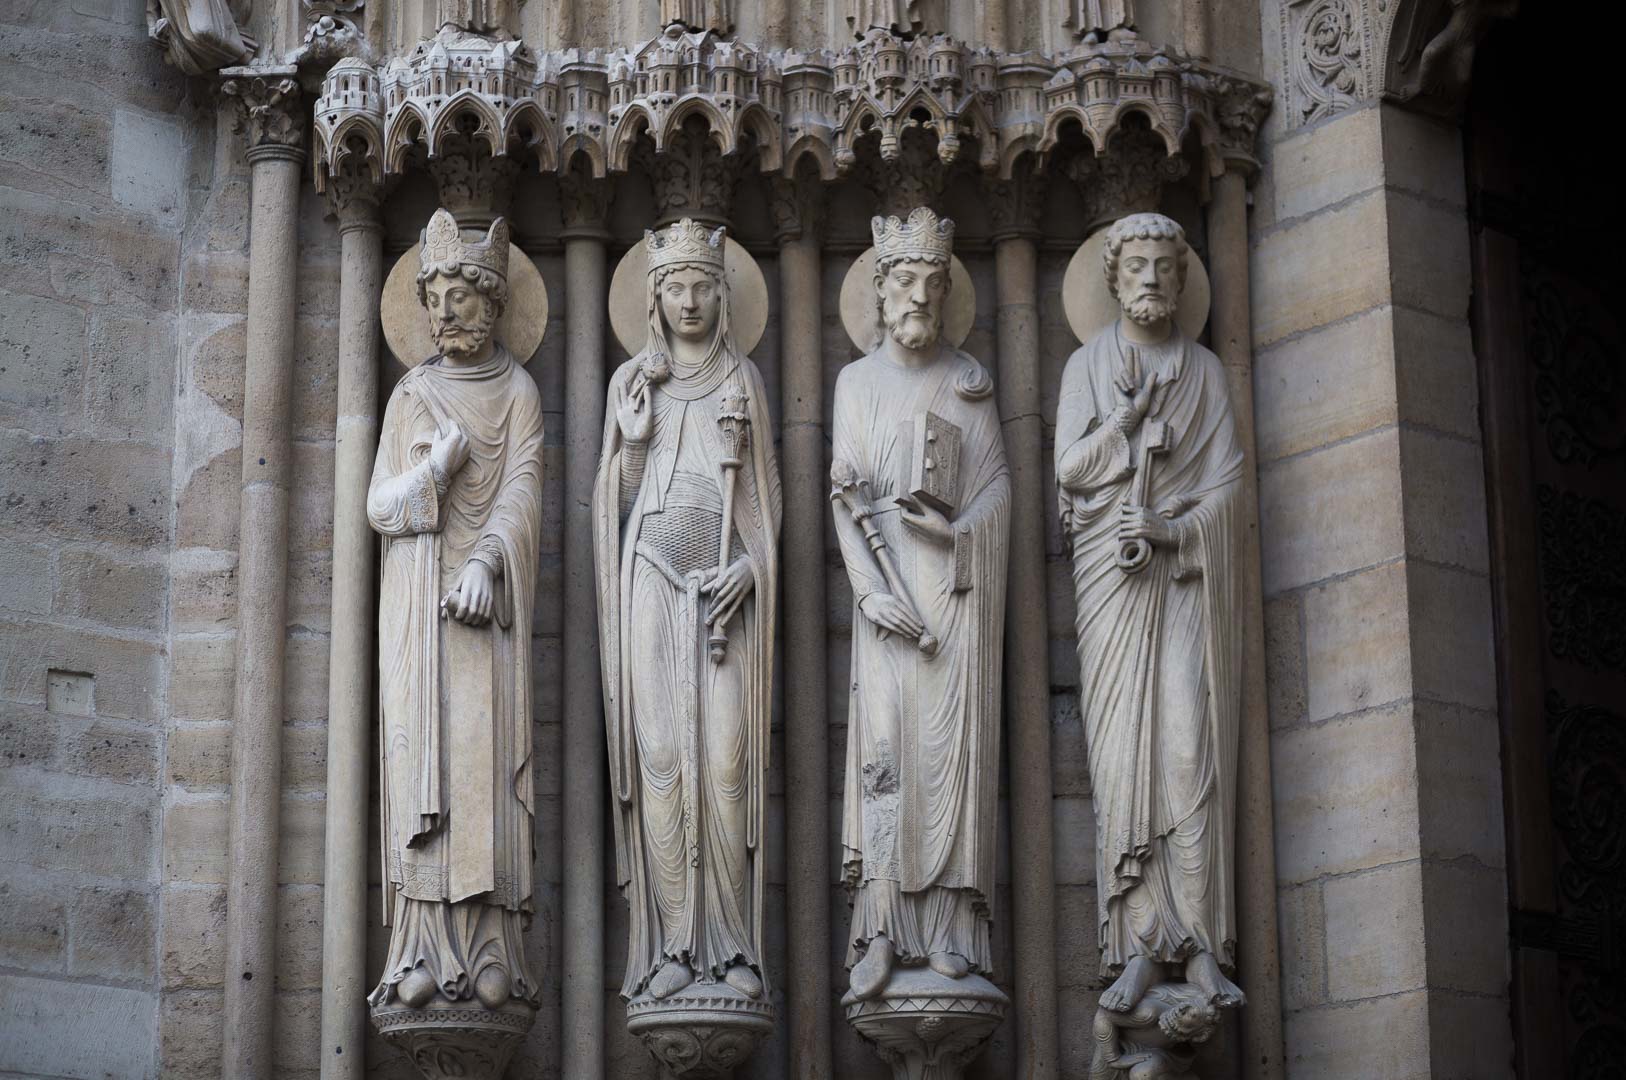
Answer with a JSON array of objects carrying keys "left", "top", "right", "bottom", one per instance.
[
  {"left": 366, "top": 212, "right": 545, "bottom": 1014},
  {"left": 834, "top": 212, "right": 1010, "bottom": 994},
  {"left": 592, "top": 223, "right": 781, "bottom": 1003},
  {"left": 1055, "top": 213, "right": 1245, "bottom": 1017}
]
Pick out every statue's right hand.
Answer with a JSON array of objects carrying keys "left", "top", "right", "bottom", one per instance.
[
  {"left": 1112, "top": 347, "right": 1163, "bottom": 428},
  {"left": 614, "top": 375, "right": 653, "bottom": 444},
  {"left": 429, "top": 424, "right": 471, "bottom": 478},
  {"left": 859, "top": 592, "right": 925, "bottom": 640}
]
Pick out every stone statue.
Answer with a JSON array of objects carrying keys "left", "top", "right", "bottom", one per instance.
[
  {"left": 1089, "top": 981, "right": 1221, "bottom": 1079},
  {"left": 832, "top": 207, "right": 1010, "bottom": 1078},
  {"left": 146, "top": 0, "right": 254, "bottom": 74},
  {"left": 366, "top": 209, "right": 544, "bottom": 1073},
  {"left": 593, "top": 219, "right": 780, "bottom": 1072},
  {"left": 662, "top": 0, "right": 734, "bottom": 34},
  {"left": 1066, "top": 0, "right": 1137, "bottom": 43},
  {"left": 847, "top": 0, "right": 921, "bottom": 37},
  {"left": 1055, "top": 212, "right": 1245, "bottom": 1045}
]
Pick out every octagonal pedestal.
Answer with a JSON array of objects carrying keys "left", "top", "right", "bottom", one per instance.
[
  {"left": 843, "top": 968, "right": 1008, "bottom": 1080},
  {"left": 625, "top": 982, "right": 776, "bottom": 1079},
  {"left": 371, "top": 999, "right": 536, "bottom": 1080}
]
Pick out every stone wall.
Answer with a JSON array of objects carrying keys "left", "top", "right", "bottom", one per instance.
[
  {"left": 0, "top": 2, "right": 197, "bottom": 1076},
  {"left": 1250, "top": 1, "right": 1512, "bottom": 1070}
]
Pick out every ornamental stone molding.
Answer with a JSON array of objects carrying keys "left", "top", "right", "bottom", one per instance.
[
  {"left": 222, "top": 65, "right": 307, "bottom": 161},
  {"left": 1278, "top": 0, "right": 1519, "bottom": 128},
  {"left": 310, "top": 24, "right": 1271, "bottom": 194}
]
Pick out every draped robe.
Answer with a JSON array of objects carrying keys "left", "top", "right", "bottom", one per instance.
[
  {"left": 1055, "top": 323, "right": 1243, "bottom": 973},
  {"left": 366, "top": 345, "right": 544, "bottom": 1006},
  {"left": 593, "top": 350, "right": 781, "bottom": 1000},
  {"left": 833, "top": 347, "right": 1010, "bottom": 974}
]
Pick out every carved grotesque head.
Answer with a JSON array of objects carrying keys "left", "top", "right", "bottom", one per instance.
[
  {"left": 1153, "top": 983, "right": 1221, "bottom": 1045},
  {"left": 1103, "top": 212, "right": 1189, "bottom": 329},
  {"left": 872, "top": 207, "right": 955, "bottom": 351},
  {"left": 416, "top": 209, "right": 509, "bottom": 362}
]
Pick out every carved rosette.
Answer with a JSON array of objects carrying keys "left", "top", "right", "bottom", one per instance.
[
  {"left": 222, "top": 67, "right": 306, "bottom": 163},
  {"left": 372, "top": 1002, "right": 535, "bottom": 1080},
  {"left": 626, "top": 985, "right": 775, "bottom": 1079},
  {"left": 842, "top": 969, "right": 1008, "bottom": 1080}
]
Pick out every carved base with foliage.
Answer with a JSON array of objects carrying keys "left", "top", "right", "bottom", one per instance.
[
  {"left": 371, "top": 1000, "right": 536, "bottom": 1080},
  {"left": 626, "top": 984, "right": 776, "bottom": 1079},
  {"left": 842, "top": 969, "right": 1008, "bottom": 1080}
]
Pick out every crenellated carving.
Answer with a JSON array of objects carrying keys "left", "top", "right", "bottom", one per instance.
[
  {"left": 380, "top": 27, "right": 560, "bottom": 178},
  {"left": 830, "top": 31, "right": 1000, "bottom": 176},
  {"left": 222, "top": 66, "right": 305, "bottom": 161},
  {"left": 607, "top": 26, "right": 782, "bottom": 175},
  {"left": 311, "top": 30, "right": 1270, "bottom": 194},
  {"left": 314, "top": 57, "right": 385, "bottom": 199}
]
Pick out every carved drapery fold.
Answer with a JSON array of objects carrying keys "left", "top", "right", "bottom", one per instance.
[{"left": 148, "top": 0, "right": 255, "bottom": 75}]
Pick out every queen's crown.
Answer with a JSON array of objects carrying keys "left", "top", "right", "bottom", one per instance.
[
  {"left": 420, "top": 208, "right": 510, "bottom": 280},
  {"left": 871, "top": 206, "right": 955, "bottom": 264},
  {"left": 646, "top": 218, "right": 727, "bottom": 275}
]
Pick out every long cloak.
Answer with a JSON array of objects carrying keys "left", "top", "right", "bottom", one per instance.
[
  {"left": 1055, "top": 324, "right": 1242, "bottom": 972},
  {"left": 593, "top": 350, "right": 781, "bottom": 999},
  {"left": 367, "top": 345, "right": 544, "bottom": 1004},
  {"left": 833, "top": 347, "right": 1010, "bottom": 974}
]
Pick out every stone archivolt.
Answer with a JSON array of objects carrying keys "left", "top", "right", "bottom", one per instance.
[{"left": 312, "top": 23, "right": 1270, "bottom": 194}]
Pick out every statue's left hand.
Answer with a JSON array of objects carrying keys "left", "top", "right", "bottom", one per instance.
[
  {"left": 897, "top": 495, "right": 955, "bottom": 548},
  {"left": 444, "top": 560, "right": 497, "bottom": 626},
  {"left": 702, "top": 556, "right": 754, "bottom": 629}
]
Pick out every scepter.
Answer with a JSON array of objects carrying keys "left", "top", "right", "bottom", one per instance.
[
  {"left": 709, "top": 385, "right": 750, "bottom": 664},
  {"left": 830, "top": 459, "right": 940, "bottom": 658}
]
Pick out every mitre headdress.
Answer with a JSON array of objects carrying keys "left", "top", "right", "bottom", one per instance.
[
  {"left": 646, "top": 218, "right": 726, "bottom": 276},
  {"left": 872, "top": 206, "right": 955, "bottom": 265},
  {"left": 420, "top": 208, "right": 510, "bottom": 280}
]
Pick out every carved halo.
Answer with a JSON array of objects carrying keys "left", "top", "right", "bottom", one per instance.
[
  {"left": 608, "top": 234, "right": 769, "bottom": 358},
  {"left": 1062, "top": 227, "right": 1211, "bottom": 346},
  {"left": 381, "top": 240, "right": 550, "bottom": 367},
  {"left": 838, "top": 248, "right": 976, "bottom": 355}
]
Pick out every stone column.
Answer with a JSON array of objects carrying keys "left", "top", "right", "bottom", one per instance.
[
  {"left": 1206, "top": 163, "right": 1285, "bottom": 1080},
  {"left": 772, "top": 174, "right": 832, "bottom": 1080},
  {"left": 990, "top": 172, "right": 1059, "bottom": 1080},
  {"left": 218, "top": 66, "right": 304, "bottom": 1080},
  {"left": 318, "top": 165, "right": 385, "bottom": 1080},
  {"left": 560, "top": 164, "right": 610, "bottom": 1080}
]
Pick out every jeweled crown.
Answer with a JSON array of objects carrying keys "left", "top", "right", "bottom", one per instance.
[
  {"left": 646, "top": 218, "right": 726, "bottom": 276},
  {"left": 871, "top": 206, "right": 955, "bottom": 264},
  {"left": 419, "top": 208, "right": 509, "bottom": 280}
]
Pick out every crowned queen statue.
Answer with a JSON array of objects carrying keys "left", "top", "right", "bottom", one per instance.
[
  {"left": 593, "top": 218, "right": 780, "bottom": 1075},
  {"left": 366, "top": 209, "right": 545, "bottom": 1077},
  {"left": 832, "top": 206, "right": 1011, "bottom": 1080}
]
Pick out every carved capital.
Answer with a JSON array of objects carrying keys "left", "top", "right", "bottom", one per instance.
[
  {"left": 640, "top": 118, "right": 746, "bottom": 226},
  {"left": 428, "top": 130, "right": 519, "bottom": 228},
  {"left": 325, "top": 161, "right": 383, "bottom": 233},
  {"left": 559, "top": 161, "right": 612, "bottom": 236},
  {"left": 857, "top": 126, "right": 946, "bottom": 220},
  {"left": 1065, "top": 123, "right": 1188, "bottom": 234},
  {"left": 1212, "top": 74, "right": 1274, "bottom": 176},
  {"left": 984, "top": 164, "right": 1046, "bottom": 241},
  {"left": 222, "top": 67, "right": 306, "bottom": 164},
  {"left": 769, "top": 173, "right": 824, "bottom": 244}
]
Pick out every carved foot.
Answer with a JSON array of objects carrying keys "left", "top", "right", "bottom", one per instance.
[
  {"left": 1185, "top": 951, "right": 1245, "bottom": 1009},
  {"left": 398, "top": 966, "right": 437, "bottom": 1008},
  {"left": 849, "top": 934, "right": 895, "bottom": 1002},
  {"left": 649, "top": 959, "right": 695, "bottom": 1001},
  {"left": 1101, "top": 955, "right": 1157, "bottom": 1012},
  {"left": 724, "top": 963, "right": 763, "bottom": 998},
  {"left": 928, "top": 951, "right": 970, "bottom": 979}
]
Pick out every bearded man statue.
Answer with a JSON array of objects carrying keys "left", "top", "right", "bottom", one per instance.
[
  {"left": 365, "top": 210, "right": 545, "bottom": 1036},
  {"left": 1056, "top": 212, "right": 1246, "bottom": 1023},
  {"left": 593, "top": 219, "right": 781, "bottom": 1012},
  {"left": 833, "top": 208, "right": 1011, "bottom": 1004}
]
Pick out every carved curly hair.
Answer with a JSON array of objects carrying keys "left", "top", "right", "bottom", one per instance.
[
  {"left": 1101, "top": 212, "right": 1189, "bottom": 299},
  {"left": 415, "top": 262, "right": 510, "bottom": 316}
]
